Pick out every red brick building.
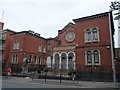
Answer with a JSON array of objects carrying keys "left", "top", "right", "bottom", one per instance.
[
  {"left": 115, "top": 48, "right": 120, "bottom": 60},
  {"left": 2, "top": 11, "right": 119, "bottom": 81},
  {"left": 115, "top": 48, "right": 120, "bottom": 80},
  {"left": 52, "top": 12, "right": 115, "bottom": 80},
  {"left": 0, "top": 22, "right": 4, "bottom": 30},
  {"left": 0, "top": 22, "right": 4, "bottom": 62}
]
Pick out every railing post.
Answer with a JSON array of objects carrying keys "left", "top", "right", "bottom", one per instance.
[
  {"left": 45, "top": 72, "right": 47, "bottom": 82},
  {"left": 60, "top": 73, "right": 62, "bottom": 83}
]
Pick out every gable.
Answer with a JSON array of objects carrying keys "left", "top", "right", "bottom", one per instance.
[{"left": 58, "top": 22, "right": 75, "bottom": 35}]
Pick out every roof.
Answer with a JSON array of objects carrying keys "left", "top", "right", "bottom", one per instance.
[
  {"left": 3, "top": 29, "right": 16, "bottom": 33},
  {"left": 46, "top": 37, "right": 61, "bottom": 42},
  {"left": 73, "top": 11, "right": 110, "bottom": 23},
  {"left": 14, "top": 30, "right": 46, "bottom": 40}
]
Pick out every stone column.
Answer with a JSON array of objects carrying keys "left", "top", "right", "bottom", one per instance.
[
  {"left": 59, "top": 54, "right": 61, "bottom": 69},
  {"left": 73, "top": 57, "right": 76, "bottom": 70},
  {"left": 52, "top": 54, "right": 55, "bottom": 69},
  {"left": 66, "top": 54, "right": 68, "bottom": 69}
]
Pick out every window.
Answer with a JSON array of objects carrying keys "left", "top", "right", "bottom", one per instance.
[
  {"left": 13, "top": 40, "right": 19, "bottom": 49},
  {"left": 86, "top": 29, "right": 91, "bottom": 42},
  {"left": 68, "top": 56, "right": 74, "bottom": 70},
  {"left": 93, "top": 50, "right": 100, "bottom": 64},
  {"left": 38, "top": 45, "right": 42, "bottom": 52},
  {"left": 85, "top": 50, "right": 100, "bottom": 65},
  {"left": 43, "top": 46, "right": 46, "bottom": 53},
  {"left": 33, "top": 56, "right": 37, "bottom": 64},
  {"left": 92, "top": 28, "right": 98, "bottom": 41},
  {"left": 85, "top": 27, "right": 99, "bottom": 43},
  {"left": 47, "top": 56, "right": 51, "bottom": 68},
  {"left": 2, "top": 33, "right": 6, "bottom": 40},
  {"left": 48, "top": 44, "right": 52, "bottom": 52},
  {"left": 86, "top": 51, "right": 92, "bottom": 65},
  {"left": 12, "top": 53, "right": 18, "bottom": 64}
]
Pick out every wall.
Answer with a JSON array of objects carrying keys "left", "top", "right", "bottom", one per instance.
[
  {"left": 74, "top": 14, "right": 112, "bottom": 73},
  {"left": 3, "top": 30, "right": 15, "bottom": 63},
  {"left": 0, "top": 22, "right": 4, "bottom": 30}
]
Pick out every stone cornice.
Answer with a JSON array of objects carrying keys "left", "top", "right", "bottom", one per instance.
[{"left": 53, "top": 45, "right": 76, "bottom": 51}]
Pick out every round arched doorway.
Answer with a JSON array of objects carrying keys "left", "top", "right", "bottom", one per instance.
[
  {"left": 54, "top": 53, "right": 60, "bottom": 70},
  {"left": 68, "top": 52, "right": 75, "bottom": 71},
  {"left": 61, "top": 53, "right": 67, "bottom": 70}
]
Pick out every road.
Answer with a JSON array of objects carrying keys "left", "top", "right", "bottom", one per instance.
[
  {"left": 2, "top": 78, "right": 83, "bottom": 88},
  {"left": 2, "top": 76, "right": 119, "bottom": 89}
]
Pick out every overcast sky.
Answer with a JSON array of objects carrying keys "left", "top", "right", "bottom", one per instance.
[{"left": 0, "top": 0, "right": 119, "bottom": 47}]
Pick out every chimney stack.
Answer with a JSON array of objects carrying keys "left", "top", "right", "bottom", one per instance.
[{"left": 0, "top": 22, "right": 4, "bottom": 30}]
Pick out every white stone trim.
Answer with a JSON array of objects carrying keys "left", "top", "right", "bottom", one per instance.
[
  {"left": 53, "top": 51, "right": 76, "bottom": 70},
  {"left": 59, "top": 54, "right": 61, "bottom": 69}
]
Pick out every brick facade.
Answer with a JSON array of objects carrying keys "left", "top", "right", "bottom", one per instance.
[
  {"left": 0, "top": 22, "right": 4, "bottom": 62},
  {"left": 2, "top": 11, "right": 119, "bottom": 81},
  {"left": 0, "top": 22, "right": 4, "bottom": 30}
]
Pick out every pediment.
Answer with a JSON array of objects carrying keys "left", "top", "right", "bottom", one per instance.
[{"left": 58, "top": 22, "right": 75, "bottom": 34}]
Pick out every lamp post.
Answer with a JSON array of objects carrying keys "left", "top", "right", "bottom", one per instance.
[
  {"left": 110, "top": 0, "right": 120, "bottom": 86},
  {"left": 60, "top": 63, "right": 63, "bottom": 83},
  {"left": 110, "top": 1, "right": 120, "bottom": 48},
  {"left": 44, "top": 67, "right": 48, "bottom": 82}
]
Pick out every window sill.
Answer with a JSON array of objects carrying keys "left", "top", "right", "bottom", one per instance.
[
  {"left": 85, "top": 64, "right": 101, "bottom": 66},
  {"left": 84, "top": 40, "right": 100, "bottom": 44},
  {"left": 92, "top": 40, "right": 100, "bottom": 43},
  {"left": 84, "top": 41, "right": 92, "bottom": 44}
]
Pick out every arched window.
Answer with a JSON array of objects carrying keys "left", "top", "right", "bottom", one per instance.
[
  {"left": 34, "top": 56, "right": 37, "bottom": 64},
  {"left": 38, "top": 45, "right": 42, "bottom": 52},
  {"left": 61, "top": 53, "right": 67, "bottom": 69},
  {"left": 54, "top": 53, "right": 60, "bottom": 69},
  {"left": 93, "top": 50, "right": 100, "bottom": 64},
  {"left": 43, "top": 46, "right": 46, "bottom": 53},
  {"left": 13, "top": 40, "right": 19, "bottom": 49},
  {"left": 47, "top": 44, "right": 52, "bottom": 52},
  {"left": 68, "top": 52, "right": 75, "bottom": 70},
  {"left": 85, "top": 50, "right": 100, "bottom": 65},
  {"left": 86, "top": 51, "right": 92, "bottom": 64},
  {"left": 85, "top": 27, "right": 99, "bottom": 43},
  {"left": 92, "top": 28, "right": 98, "bottom": 41},
  {"left": 86, "top": 29, "right": 91, "bottom": 42},
  {"left": 12, "top": 53, "right": 18, "bottom": 64}
]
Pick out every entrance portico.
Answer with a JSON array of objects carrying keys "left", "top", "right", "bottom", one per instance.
[{"left": 52, "top": 45, "right": 76, "bottom": 75}]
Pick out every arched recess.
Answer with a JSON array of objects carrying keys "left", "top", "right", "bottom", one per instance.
[
  {"left": 68, "top": 52, "right": 75, "bottom": 70},
  {"left": 54, "top": 53, "right": 60, "bottom": 70},
  {"left": 61, "top": 52, "right": 67, "bottom": 69}
]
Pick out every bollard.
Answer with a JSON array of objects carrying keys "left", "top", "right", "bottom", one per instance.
[
  {"left": 31, "top": 72, "right": 34, "bottom": 81},
  {"left": 45, "top": 72, "right": 47, "bottom": 82},
  {"left": 60, "top": 74, "right": 62, "bottom": 83}
]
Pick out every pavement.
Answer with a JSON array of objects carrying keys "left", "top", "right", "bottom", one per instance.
[{"left": 2, "top": 76, "right": 120, "bottom": 89}]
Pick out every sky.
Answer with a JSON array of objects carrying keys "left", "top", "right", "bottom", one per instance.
[{"left": 0, "top": 0, "right": 119, "bottom": 47}]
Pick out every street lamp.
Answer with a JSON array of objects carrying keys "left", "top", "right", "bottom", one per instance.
[
  {"left": 44, "top": 67, "right": 48, "bottom": 82},
  {"left": 110, "top": 1, "right": 120, "bottom": 47},
  {"left": 110, "top": 0, "right": 120, "bottom": 86}
]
